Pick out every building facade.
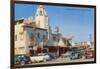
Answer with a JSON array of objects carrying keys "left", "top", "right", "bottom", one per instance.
[{"left": 15, "top": 5, "right": 70, "bottom": 56}]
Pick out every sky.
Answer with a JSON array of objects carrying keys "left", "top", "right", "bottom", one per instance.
[{"left": 15, "top": 4, "right": 94, "bottom": 42}]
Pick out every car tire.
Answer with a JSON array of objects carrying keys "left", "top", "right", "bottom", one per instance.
[
  {"left": 28, "top": 61, "right": 32, "bottom": 64},
  {"left": 20, "top": 61, "right": 25, "bottom": 66}
]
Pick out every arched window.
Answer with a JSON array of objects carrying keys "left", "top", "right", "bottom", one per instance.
[{"left": 39, "top": 10, "right": 42, "bottom": 15}]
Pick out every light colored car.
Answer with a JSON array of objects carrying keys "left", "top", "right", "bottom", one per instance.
[
  {"left": 61, "top": 51, "right": 71, "bottom": 60},
  {"left": 61, "top": 48, "right": 82, "bottom": 60},
  {"left": 30, "top": 53, "right": 50, "bottom": 63},
  {"left": 61, "top": 52, "right": 71, "bottom": 57}
]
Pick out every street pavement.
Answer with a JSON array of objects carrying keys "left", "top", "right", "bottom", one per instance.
[
  {"left": 29, "top": 58, "right": 94, "bottom": 65},
  {"left": 14, "top": 57, "right": 94, "bottom": 67}
]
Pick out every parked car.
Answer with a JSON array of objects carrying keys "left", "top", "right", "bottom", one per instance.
[
  {"left": 61, "top": 51, "right": 72, "bottom": 60},
  {"left": 30, "top": 53, "right": 50, "bottom": 63},
  {"left": 14, "top": 55, "right": 32, "bottom": 65},
  {"left": 61, "top": 48, "right": 82, "bottom": 60},
  {"left": 70, "top": 48, "right": 82, "bottom": 60},
  {"left": 70, "top": 52, "right": 81, "bottom": 60}
]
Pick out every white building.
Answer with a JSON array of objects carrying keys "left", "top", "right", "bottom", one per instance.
[
  {"left": 35, "top": 5, "right": 49, "bottom": 29},
  {"left": 15, "top": 5, "right": 49, "bottom": 55},
  {"left": 15, "top": 5, "right": 68, "bottom": 56}
]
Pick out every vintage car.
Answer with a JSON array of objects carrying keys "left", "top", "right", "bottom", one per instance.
[
  {"left": 61, "top": 48, "right": 82, "bottom": 60},
  {"left": 14, "top": 55, "right": 32, "bottom": 65},
  {"left": 30, "top": 53, "right": 50, "bottom": 63},
  {"left": 61, "top": 51, "right": 72, "bottom": 60},
  {"left": 70, "top": 48, "right": 82, "bottom": 59}
]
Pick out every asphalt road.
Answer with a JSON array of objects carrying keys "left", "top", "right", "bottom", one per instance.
[
  {"left": 30, "top": 58, "right": 94, "bottom": 65},
  {"left": 14, "top": 57, "right": 94, "bottom": 67}
]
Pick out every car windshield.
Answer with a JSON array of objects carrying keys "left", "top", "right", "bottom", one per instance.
[
  {"left": 37, "top": 53, "right": 46, "bottom": 56},
  {"left": 62, "top": 51, "right": 71, "bottom": 55},
  {"left": 15, "top": 55, "right": 29, "bottom": 60}
]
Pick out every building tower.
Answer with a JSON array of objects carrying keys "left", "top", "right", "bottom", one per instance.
[{"left": 35, "top": 5, "right": 49, "bottom": 29}]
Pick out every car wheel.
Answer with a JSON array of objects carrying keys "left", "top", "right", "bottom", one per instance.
[
  {"left": 20, "top": 61, "right": 25, "bottom": 66},
  {"left": 28, "top": 61, "right": 32, "bottom": 64}
]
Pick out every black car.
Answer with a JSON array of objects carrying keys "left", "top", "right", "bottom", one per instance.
[{"left": 15, "top": 55, "right": 32, "bottom": 65}]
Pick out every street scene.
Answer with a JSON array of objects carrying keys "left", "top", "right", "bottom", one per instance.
[{"left": 14, "top": 4, "right": 95, "bottom": 67}]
